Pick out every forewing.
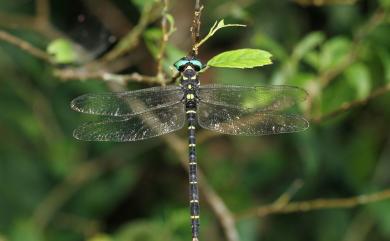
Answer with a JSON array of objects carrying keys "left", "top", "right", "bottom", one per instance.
[
  {"left": 71, "top": 86, "right": 182, "bottom": 116},
  {"left": 73, "top": 102, "right": 185, "bottom": 141},
  {"left": 199, "top": 84, "right": 307, "bottom": 111},
  {"left": 198, "top": 102, "right": 308, "bottom": 136}
]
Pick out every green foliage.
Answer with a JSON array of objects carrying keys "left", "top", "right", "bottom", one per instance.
[
  {"left": 131, "top": 0, "right": 155, "bottom": 10},
  {"left": 207, "top": 49, "right": 272, "bottom": 69}
]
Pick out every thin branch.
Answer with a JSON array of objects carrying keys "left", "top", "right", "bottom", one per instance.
[
  {"left": 294, "top": 0, "right": 357, "bottom": 6},
  {"left": 190, "top": 0, "right": 203, "bottom": 56},
  {"left": 0, "top": 30, "right": 52, "bottom": 63},
  {"left": 273, "top": 179, "right": 304, "bottom": 208},
  {"left": 0, "top": 234, "right": 8, "bottom": 241},
  {"left": 53, "top": 68, "right": 166, "bottom": 85},
  {"left": 236, "top": 188, "right": 390, "bottom": 220},
  {"left": 0, "top": 12, "right": 62, "bottom": 39},
  {"left": 312, "top": 83, "right": 390, "bottom": 123},
  {"left": 156, "top": 0, "right": 170, "bottom": 78},
  {"left": 36, "top": 0, "right": 50, "bottom": 24}
]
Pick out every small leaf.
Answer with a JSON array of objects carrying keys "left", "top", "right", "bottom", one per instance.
[
  {"left": 131, "top": 0, "right": 154, "bottom": 10},
  {"left": 207, "top": 49, "right": 272, "bottom": 69},
  {"left": 251, "top": 33, "right": 288, "bottom": 61},
  {"left": 46, "top": 38, "right": 78, "bottom": 64},
  {"left": 143, "top": 28, "right": 162, "bottom": 58},
  {"left": 166, "top": 14, "right": 176, "bottom": 35},
  {"left": 196, "top": 19, "right": 246, "bottom": 49},
  {"left": 319, "top": 37, "right": 351, "bottom": 71},
  {"left": 345, "top": 63, "right": 371, "bottom": 99},
  {"left": 293, "top": 31, "right": 325, "bottom": 61}
]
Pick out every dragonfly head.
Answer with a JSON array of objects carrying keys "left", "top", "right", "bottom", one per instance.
[{"left": 174, "top": 57, "right": 203, "bottom": 72}]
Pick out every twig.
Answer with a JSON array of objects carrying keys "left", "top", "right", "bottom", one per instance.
[
  {"left": 236, "top": 188, "right": 390, "bottom": 220},
  {"left": 273, "top": 179, "right": 304, "bottom": 208},
  {"left": 0, "top": 30, "right": 52, "bottom": 63},
  {"left": 0, "top": 2, "right": 63, "bottom": 39},
  {"left": 0, "top": 234, "right": 7, "bottom": 241},
  {"left": 53, "top": 68, "right": 166, "bottom": 85},
  {"left": 156, "top": 0, "right": 170, "bottom": 78},
  {"left": 342, "top": 210, "right": 375, "bottom": 241},
  {"left": 190, "top": 0, "right": 203, "bottom": 56},
  {"left": 293, "top": 0, "right": 357, "bottom": 6},
  {"left": 312, "top": 83, "right": 390, "bottom": 123},
  {"left": 36, "top": 0, "right": 50, "bottom": 24}
]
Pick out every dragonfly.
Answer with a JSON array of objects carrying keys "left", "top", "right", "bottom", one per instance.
[{"left": 71, "top": 56, "right": 309, "bottom": 241}]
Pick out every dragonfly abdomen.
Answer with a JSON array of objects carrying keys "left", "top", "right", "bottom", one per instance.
[{"left": 186, "top": 108, "right": 200, "bottom": 240}]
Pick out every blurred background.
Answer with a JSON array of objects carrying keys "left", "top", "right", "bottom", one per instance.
[{"left": 0, "top": 0, "right": 390, "bottom": 241}]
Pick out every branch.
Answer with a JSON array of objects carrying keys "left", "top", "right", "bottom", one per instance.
[
  {"left": 0, "top": 30, "right": 52, "bottom": 63},
  {"left": 36, "top": 0, "right": 50, "bottom": 24},
  {"left": 190, "top": 0, "right": 204, "bottom": 57},
  {"left": 293, "top": 0, "right": 357, "bottom": 6},
  {"left": 53, "top": 68, "right": 166, "bottom": 85},
  {"left": 0, "top": 10, "right": 62, "bottom": 39},
  {"left": 312, "top": 83, "right": 390, "bottom": 123},
  {"left": 0, "top": 233, "right": 8, "bottom": 241},
  {"left": 156, "top": 0, "right": 170, "bottom": 77},
  {"left": 236, "top": 188, "right": 390, "bottom": 220}
]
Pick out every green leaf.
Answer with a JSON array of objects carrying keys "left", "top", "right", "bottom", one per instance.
[
  {"left": 131, "top": 0, "right": 155, "bottom": 10},
  {"left": 345, "top": 63, "right": 371, "bottom": 99},
  {"left": 46, "top": 38, "right": 78, "bottom": 64},
  {"left": 293, "top": 31, "right": 325, "bottom": 61},
  {"left": 319, "top": 37, "right": 352, "bottom": 71},
  {"left": 166, "top": 14, "right": 176, "bottom": 35},
  {"left": 143, "top": 28, "right": 162, "bottom": 59},
  {"left": 380, "top": 0, "right": 390, "bottom": 9},
  {"left": 196, "top": 19, "right": 246, "bottom": 49},
  {"left": 10, "top": 220, "right": 43, "bottom": 241},
  {"left": 207, "top": 49, "right": 272, "bottom": 69},
  {"left": 251, "top": 33, "right": 288, "bottom": 61},
  {"left": 378, "top": 49, "right": 390, "bottom": 83}
]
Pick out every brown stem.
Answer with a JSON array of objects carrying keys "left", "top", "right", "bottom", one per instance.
[
  {"left": 156, "top": 0, "right": 169, "bottom": 79},
  {"left": 236, "top": 188, "right": 390, "bottom": 220},
  {"left": 0, "top": 30, "right": 52, "bottom": 63},
  {"left": 312, "top": 83, "right": 390, "bottom": 123},
  {"left": 190, "top": 0, "right": 203, "bottom": 57}
]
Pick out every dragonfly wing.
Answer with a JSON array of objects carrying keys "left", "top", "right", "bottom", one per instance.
[
  {"left": 71, "top": 85, "right": 182, "bottom": 116},
  {"left": 199, "top": 84, "right": 308, "bottom": 111},
  {"left": 198, "top": 101, "right": 309, "bottom": 136},
  {"left": 73, "top": 102, "right": 185, "bottom": 141}
]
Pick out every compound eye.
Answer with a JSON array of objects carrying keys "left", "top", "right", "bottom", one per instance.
[
  {"left": 174, "top": 58, "right": 189, "bottom": 72},
  {"left": 190, "top": 60, "right": 203, "bottom": 71}
]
